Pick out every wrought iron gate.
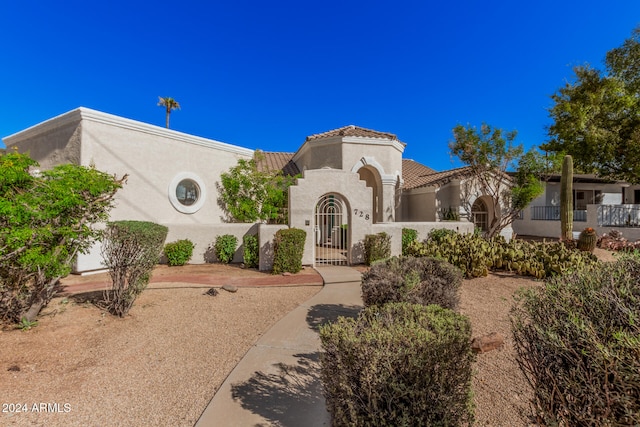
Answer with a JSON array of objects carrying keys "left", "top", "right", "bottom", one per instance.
[{"left": 314, "top": 194, "right": 348, "bottom": 265}]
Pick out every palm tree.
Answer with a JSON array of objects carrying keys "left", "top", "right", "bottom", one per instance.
[{"left": 158, "top": 97, "right": 180, "bottom": 128}]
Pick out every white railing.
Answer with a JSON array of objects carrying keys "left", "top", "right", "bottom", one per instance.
[
  {"left": 598, "top": 205, "right": 640, "bottom": 227},
  {"left": 514, "top": 204, "right": 640, "bottom": 242},
  {"left": 530, "top": 206, "right": 587, "bottom": 222}
]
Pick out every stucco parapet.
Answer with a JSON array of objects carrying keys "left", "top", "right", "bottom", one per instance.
[
  {"left": 78, "top": 108, "right": 254, "bottom": 156},
  {"left": 3, "top": 109, "right": 83, "bottom": 144},
  {"left": 293, "top": 133, "right": 405, "bottom": 166},
  {"left": 4, "top": 107, "right": 254, "bottom": 157},
  {"left": 341, "top": 136, "right": 406, "bottom": 153}
]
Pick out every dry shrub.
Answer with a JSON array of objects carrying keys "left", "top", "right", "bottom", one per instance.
[
  {"left": 511, "top": 255, "right": 640, "bottom": 426},
  {"left": 361, "top": 256, "right": 463, "bottom": 310},
  {"left": 320, "top": 302, "right": 475, "bottom": 427},
  {"left": 101, "top": 221, "right": 168, "bottom": 317}
]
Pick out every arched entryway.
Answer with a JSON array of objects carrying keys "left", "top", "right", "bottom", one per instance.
[
  {"left": 357, "top": 166, "right": 382, "bottom": 223},
  {"left": 315, "top": 193, "right": 349, "bottom": 265},
  {"left": 471, "top": 198, "right": 489, "bottom": 232}
]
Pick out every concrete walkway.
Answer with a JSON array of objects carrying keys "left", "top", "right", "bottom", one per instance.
[
  {"left": 196, "top": 266, "right": 362, "bottom": 427},
  {"left": 195, "top": 266, "right": 363, "bottom": 427}
]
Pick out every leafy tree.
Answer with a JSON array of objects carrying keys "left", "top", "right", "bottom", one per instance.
[
  {"left": 217, "top": 152, "right": 297, "bottom": 223},
  {"left": 0, "top": 152, "right": 124, "bottom": 323},
  {"left": 450, "top": 123, "right": 547, "bottom": 238},
  {"left": 158, "top": 96, "right": 180, "bottom": 129},
  {"left": 543, "top": 27, "right": 640, "bottom": 184}
]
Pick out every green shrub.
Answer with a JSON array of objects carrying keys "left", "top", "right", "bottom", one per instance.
[
  {"left": 214, "top": 234, "right": 238, "bottom": 264},
  {"left": 0, "top": 152, "right": 122, "bottom": 324},
  {"left": 407, "top": 232, "right": 599, "bottom": 279},
  {"left": 364, "top": 232, "right": 390, "bottom": 265},
  {"left": 361, "top": 256, "right": 462, "bottom": 310},
  {"left": 338, "top": 224, "right": 348, "bottom": 248},
  {"left": 511, "top": 256, "right": 640, "bottom": 426},
  {"left": 101, "top": 221, "right": 168, "bottom": 317},
  {"left": 320, "top": 302, "right": 475, "bottom": 426},
  {"left": 242, "top": 234, "right": 259, "bottom": 268},
  {"left": 401, "top": 228, "right": 418, "bottom": 256},
  {"left": 163, "top": 239, "right": 194, "bottom": 266},
  {"left": 272, "top": 228, "right": 306, "bottom": 274}
]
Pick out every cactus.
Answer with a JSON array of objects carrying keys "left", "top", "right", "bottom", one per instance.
[
  {"left": 577, "top": 227, "right": 597, "bottom": 252},
  {"left": 560, "top": 155, "right": 574, "bottom": 241},
  {"left": 405, "top": 232, "right": 599, "bottom": 279}
]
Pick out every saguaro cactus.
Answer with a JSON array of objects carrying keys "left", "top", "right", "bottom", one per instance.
[{"left": 560, "top": 155, "right": 573, "bottom": 241}]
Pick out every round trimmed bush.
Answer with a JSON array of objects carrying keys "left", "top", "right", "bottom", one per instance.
[
  {"left": 361, "top": 256, "right": 463, "bottom": 310},
  {"left": 320, "top": 302, "right": 475, "bottom": 426},
  {"left": 163, "top": 239, "right": 194, "bottom": 266},
  {"left": 272, "top": 228, "right": 306, "bottom": 274}
]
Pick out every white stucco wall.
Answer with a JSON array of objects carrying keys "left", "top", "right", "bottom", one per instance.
[
  {"left": 293, "top": 134, "right": 405, "bottom": 223},
  {"left": 341, "top": 140, "right": 403, "bottom": 181},
  {"left": 435, "top": 180, "right": 461, "bottom": 219},
  {"left": 289, "top": 168, "right": 374, "bottom": 265},
  {"left": 3, "top": 109, "right": 83, "bottom": 168},
  {"left": 4, "top": 108, "right": 255, "bottom": 272},
  {"left": 374, "top": 221, "right": 475, "bottom": 256},
  {"left": 293, "top": 138, "right": 342, "bottom": 170},
  {"left": 77, "top": 110, "right": 253, "bottom": 226},
  {"left": 400, "top": 187, "right": 437, "bottom": 221},
  {"left": 541, "top": 182, "right": 624, "bottom": 207}
]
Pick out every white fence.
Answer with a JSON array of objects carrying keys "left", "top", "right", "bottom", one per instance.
[{"left": 514, "top": 204, "right": 640, "bottom": 241}]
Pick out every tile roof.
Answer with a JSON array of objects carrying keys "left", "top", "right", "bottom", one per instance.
[
  {"left": 256, "top": 153, "right": 476, "bottom": 188},
  {"left": 401, "top": 159, "right": 437, "bottom": 189},
  {"left": 305, "top": 125, "right": 399, "bottom": 142},
  {"left": 401, "top": 162, "right": 474, "bottom": 190},
  {"left": 256, "top": 151, "right": 300, "bottom": 176}
]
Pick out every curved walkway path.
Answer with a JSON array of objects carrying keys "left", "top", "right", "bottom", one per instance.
[{"left": 195, "top": 266, "right": 363, "bottom": 427}]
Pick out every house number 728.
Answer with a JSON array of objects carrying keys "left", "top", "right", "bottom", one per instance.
[{"left": 353, "top": 209, "right": 370, "bottom": 221}]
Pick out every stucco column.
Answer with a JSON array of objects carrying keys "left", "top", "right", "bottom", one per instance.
[{"left": 381, "top": 177, "right": 398, "bottom": 222}]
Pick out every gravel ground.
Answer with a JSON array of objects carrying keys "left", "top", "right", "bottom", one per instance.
[
  {"left": 1, "top": 282, "right": 321, "bottom": 427},
  {"left": 1, "top": 249, "right": 617, "bottom": 426},
  {"left": 460, "top": 273, "right": 538, "bottom": 426}
]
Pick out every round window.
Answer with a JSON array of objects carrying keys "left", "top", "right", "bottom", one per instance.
[
  {"left": 176, "top": 179, "right": 200, "bottom": 206},
  {"left": 169, "top": 172, "right": 206, "bottom": 214}
]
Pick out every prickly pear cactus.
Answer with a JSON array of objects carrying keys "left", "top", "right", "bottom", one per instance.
[{"left": 577, "top": 227, "right": 597, "bottom": 252}]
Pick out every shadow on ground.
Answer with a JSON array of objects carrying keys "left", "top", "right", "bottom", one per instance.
[
  {"left": 229, "top": 303, "right": 361, "bottom": 426},
  {"left": 230, "top": 352, "right": 325, "bottom": 427},
  {"left": 305, "top": 303, "right": 361, "bottom": 331}
]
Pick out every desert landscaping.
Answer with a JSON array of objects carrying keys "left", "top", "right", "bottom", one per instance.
[{"left": 0, "top": 248, "right": 619, "bottom": 426}]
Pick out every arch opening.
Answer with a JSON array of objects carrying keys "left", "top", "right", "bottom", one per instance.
[
  {"left": 357, "top": 166, "right": 382, "bottom": 223},
  {"left": 471, "top": 198, "right": 489, "bottom": 232},
  {"left": 314, "top": 193, "right": 349, "bottom": 265}
]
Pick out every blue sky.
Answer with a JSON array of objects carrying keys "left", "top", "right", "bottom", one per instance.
[{"left": 2, "top": 1, "right": 638, "bottom": 171}]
